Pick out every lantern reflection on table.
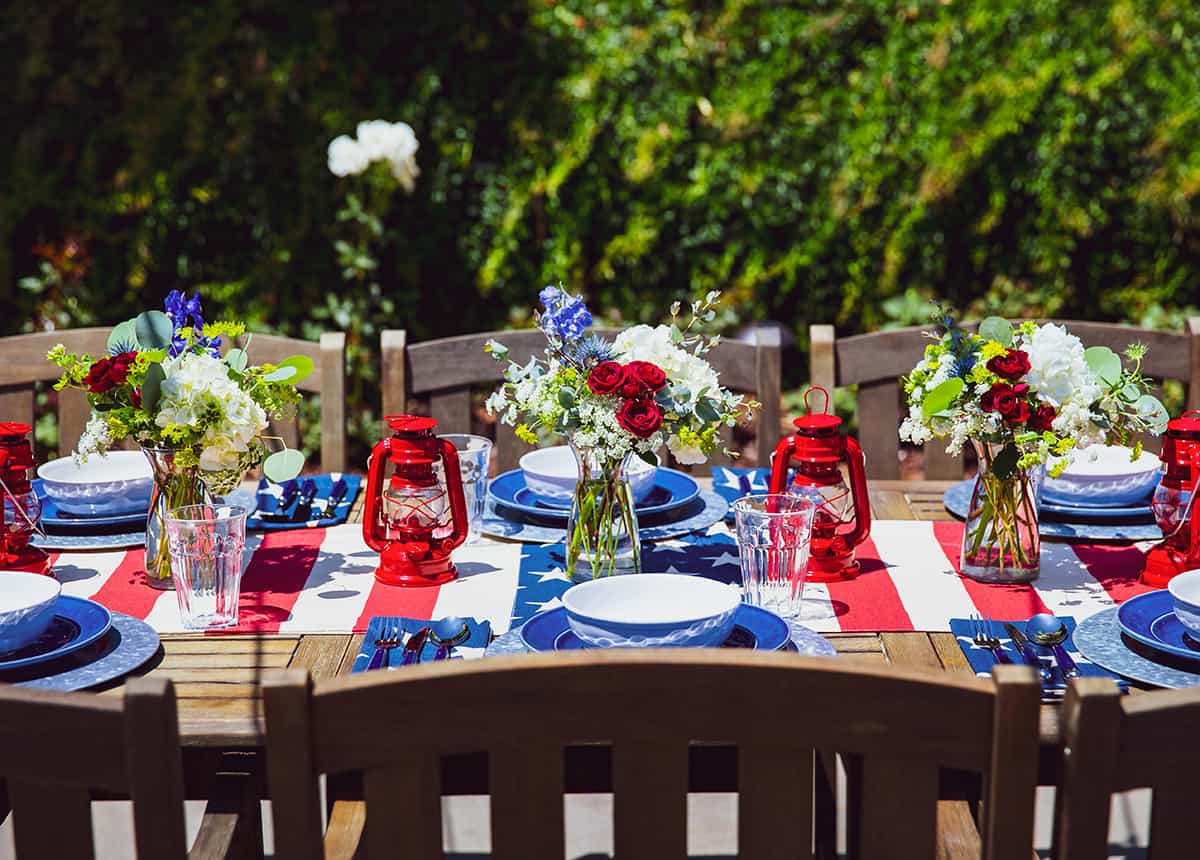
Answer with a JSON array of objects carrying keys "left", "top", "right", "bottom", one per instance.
[{"left": 362, "top": 415, "right": 469, "bottom": 587}]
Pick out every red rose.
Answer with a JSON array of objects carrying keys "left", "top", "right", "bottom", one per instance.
[
  {"left": 624, "top": 360, "right": 667, "bottom": 393},
  {"left": 586, "top": 361, "right": 627, "bottom": 396},
  {"left": 1006, "top": 400, "right": 1032, "bottom": 424},
  {"left": 986, "top": 349, "right": 1031, "bottom": 381},
  {"left": 979, "top": 383, "right": 1014, "bottom": 414},
  {"left": 616, "top": 398, "right": 663, "bottom": 438},
  {"left": 1029, "top": 404, "right": 1056, "bottom": 432},
  {"left": 83, "top": 351, "right": 136, "bottom": 394}
]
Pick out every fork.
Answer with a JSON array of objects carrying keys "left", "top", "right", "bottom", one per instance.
[
  {"left": 366, "top": 623, "right": 403, "bottom": 671},
  {"left": 970, "top": 612, "right": 1012, "bottom": 667}
]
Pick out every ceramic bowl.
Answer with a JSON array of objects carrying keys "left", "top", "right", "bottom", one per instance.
[
  {"left": 1042, "top": 445, "right": 1161, "bottom": 507},
  {"left": 0, "top": 571, "right": 62, "bottom": 653},
  {"left": 1168, "top": 570, "right": 1200, "bottom": 639},
  {"left": 561, "top": 573, "right": 741, "bottom": 648},
  {"left": 37, "top": 451, "right": 154, "bottom": 516},
  {"left": 519, "top": 445, "right": 658, "bottom": 505}
]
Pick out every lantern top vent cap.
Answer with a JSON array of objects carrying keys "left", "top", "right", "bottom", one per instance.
[
  {"left": 385, "top": 415, "right": 438, "bottom": 434},
  {"left": 0, "top": 422, "right": 33, "bottom": 439}
]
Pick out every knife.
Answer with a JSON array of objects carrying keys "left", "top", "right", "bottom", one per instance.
[
  {"left": 320, "top": 478, "right": 349, "bottom": 519},
  {"left": 292, "top": 479, "right": 319, "bottom": 521},
  {"left": 1003, "top": 623, "right": 1054, "bottom": 683},
  {"left": 257, "top": 479, "right": 299, "bottom": 519},
  {"left": 401, "top": 626, "right": 431, "bottom": 666}
]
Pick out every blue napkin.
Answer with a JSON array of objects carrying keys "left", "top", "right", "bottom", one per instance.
[
  {"left": 247, "top": 473, "right": 362, "bottom": 531},
  {"left": 950, "top": 616, "right": 1128, "bottom": 693},
  {"left": 351, "top": 616, "right": 493, "bottom": 672}
]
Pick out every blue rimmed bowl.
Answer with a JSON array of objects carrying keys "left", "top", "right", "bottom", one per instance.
[
  {"left": 519, "top": 446, "right": 658, "bottom": 505},
  {"left": 1042, "top": 445, "right": 1161, "bottom": 508},
  {"left": 1168, "top": 570, "right": 1200, "bottom": 639},
  {"left": 37, "top": 451, "right": 153, "bottom": 516},
  {"left": 561, "top": 573, "right": 741, "bottom": 648},
  {"left": 0, "top": 571, "right": 62, "bottom": 654}
]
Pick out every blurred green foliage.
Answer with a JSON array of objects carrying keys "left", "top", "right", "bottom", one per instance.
[{"left": 3, "top": 0, "right": 1198, "bottom": 462}]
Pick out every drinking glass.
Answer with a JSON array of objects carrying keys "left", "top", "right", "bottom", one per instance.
[
  {"left": 733, "top": 494, "right": 816, "bottom": 619},
  {"left": 440, "top": 434, "right": 493, "bottom": 544},
  {"left": 165, "top": 504, "right": 248, "bottom": 629}
]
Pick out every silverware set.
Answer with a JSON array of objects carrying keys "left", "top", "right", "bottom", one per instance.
[
  {"left": 969, "top": 612, "right": 1080, "bottom": 697},
  {"left": 365, "top": 619, "right": 471, "bottom": 670}
]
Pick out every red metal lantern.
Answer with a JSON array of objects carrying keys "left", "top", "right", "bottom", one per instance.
[
  {"left": 769, "top": 387, "right": 871, "bottom": 581},
  {"left": 1142, "top": 410, "right": 1200, "bottom": 587},
  {"left": 362, "top": 415, "right": 469, "bottom": 587},
  {"left": 0, "top": 422, "right": 51, "bottom": 575}
]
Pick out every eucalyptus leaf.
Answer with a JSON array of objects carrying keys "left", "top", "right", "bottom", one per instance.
[
  {"left": 140, "top": 363, "right": 166, "bottom": 414},
  {"left": 135, "top": 310, "right": 173, "bottom": 350},
  {"left": 922, "top": 377, "right": 964, "bottom": 419},
  {"left": 263, "top": 449, "right": 305, "bottom": 483},
  {"left": 1136, "top": 395, "right": 1169, "bottom": 432},
  {"left": 557, "top": 388, "right": 575, "bottom": 409},
  {"left": 991, "top": 443, "right": 1020, "bottom": 480},
  {"left": 978, "top": 317, "right": 1012, "bottom": 347},
  {"left": 261, "top": 365, "right": 297, "bottom": 383},
  {"left": 1120, "top": 383, "right": 1141, "bottom": 402},
  {"left": 1084, "top": 346, "right": 1122, "bottom": 386},
  {"left": 637, "top": 450, "right": 657, "bottom": 467},
  {"left": 107, "top": 319, "right": 138, "bottom": 352},
  {"left": 225, "top": 348, "right": 249, "bottom": 373},
  {"left": 696, "top": 397, "right": 721, "bottom": 424},
  {"left": 266, "top": 355, "right": 314, "bottom": 385}
]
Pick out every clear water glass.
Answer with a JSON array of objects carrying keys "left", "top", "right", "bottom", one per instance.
[
  {"left": 441, "top": 434, "right": 493, "bottom": 544},
  {"left": 165, "top": 504, "right": 248, "bottom": 629},
  {"left": 733, "top": 494, "right": 816, "bottom": 619}
]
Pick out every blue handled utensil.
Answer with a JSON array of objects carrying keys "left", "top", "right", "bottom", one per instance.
[
  {"left": 320, "top": 478, "right": 349, "bottom": 519},
  {"left": 1025, "top": 614, "right": 1082, "bottom": 679},
  {"left": 293, "top": 479, "right": 319, "bottom": 521},
  {"left": 401, "top": 627, "right": 432, "bottom": 665},
  {"left": 1003, "top": 622, "right": 1054, "bottom": 683},
  {"left": 366, "top": 623, "right": 403, "bottom": 671}
]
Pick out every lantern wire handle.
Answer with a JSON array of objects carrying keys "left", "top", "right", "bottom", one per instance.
[
  {"left": 0, "top": 474, "right": 46, "bottom": 539},
  {"left": 803, "top": 385, "right": 832, "bottom": 416}
]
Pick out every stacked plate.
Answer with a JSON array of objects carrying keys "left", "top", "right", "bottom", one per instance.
[{"left": 32, "top": 452, "right": 153, "bottom": 550}]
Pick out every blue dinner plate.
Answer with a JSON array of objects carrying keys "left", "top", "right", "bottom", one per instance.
[
  {"left": 0, "top": 596, "right": 113, "bottom": 671},
  {"left": 1040, "top": 498, "right": 1153, "bottom": 521},
  {"left": 33, "top": 480, "right": 149, "bottom": 530},
  {"left": 944, "top": 480, "right": 1161, "bottom": 541},
  {"left": 489, "top": 468, "right": 701, "bottom": 523},
  {"left": 1116, "top": 590, "right": 1200, "bottom": 663},
  {"left": 519, "top": 604, "right": 791, "bottom": 653}
]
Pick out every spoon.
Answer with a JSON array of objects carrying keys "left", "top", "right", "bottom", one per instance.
[
  {"left": 430, "top": 617, "right": 471, "bottom": 661},
  {"left": 1025, "top": 614, "right": 1082, "bottom": 679}
]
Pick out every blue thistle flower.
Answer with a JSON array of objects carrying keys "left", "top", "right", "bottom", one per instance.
[
  {"left": 108, "top": 339, "right": 138, "bottom": 356},
  {"left": 571, "top": 334, "right": 615, "bottom": 369}
]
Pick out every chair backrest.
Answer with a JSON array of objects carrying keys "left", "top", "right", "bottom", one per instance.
[
  {"left": 0, "top": 676, "right": 187, "bottom": 859},
  {"left": 1054, "top": 679, "right": 1200, "bottom": 859},
  {"left": 263, "top": 653, "right": 1040, "bottom": 860},
  {"left": 810, "top": 318, "right": 1200, "bottom": 480},
  {"left": 0, "top": 328, "right": 347, "bottom": 470},
  {"left": 381, "top": 327, "right": 782, "bottom": 474}
]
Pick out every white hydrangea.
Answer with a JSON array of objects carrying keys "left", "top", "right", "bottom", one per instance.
[
  {"left": 155, "top": 353, "right": 268, "bottom": 472},
  {"left": 1021, "top": 324, "right": 1100, "bottom": 408},
  {"left": 327, "top": 135, "right": 369, "bottom": 177},
  {"left": 612, "top": 324, "right": 720, "bottom": 404}
]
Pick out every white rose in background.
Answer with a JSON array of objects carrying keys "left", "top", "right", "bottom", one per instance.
[{"left": 327, "top": 135, "right": 369, "bottom": 177}]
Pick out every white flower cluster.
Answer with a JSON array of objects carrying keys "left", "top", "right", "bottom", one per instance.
[
  {"left": 75, "top": 413, "right": 113, "bottom": 462},
  {"left": 1019, "top": 324, "right": 1104, "bottom": 445},
  {"left": 154, "top": 353, "right": 268, "bottom": 472},
  {"left": 327, "top": 120, "right": 420, "bottom": 190}
]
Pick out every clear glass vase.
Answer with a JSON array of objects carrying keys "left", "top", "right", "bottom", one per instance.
[
  {"left": 961, "top": 440, "right": 1043, "bottom": 583},
  {"left": 565, "top": 445, "right": 641, "bottom": 581},
  {"left": 143, "top": 446, "right": 212, "bottom": 590}
]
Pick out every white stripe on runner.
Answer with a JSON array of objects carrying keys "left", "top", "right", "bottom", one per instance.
[
  {"left": 277, "top": 525, "right": 377, "bottom": 634},
  {"left": 1029, "top": 541, "right": 1119, "bottom": 621},
  {"left": 53, "top": 549, "right": 128, "bottom": 599},
  {"left": 870, "top": 520, "right": 977, "bottom": 631},
  {"left": 432, "top": 542, "right": 525, "bottom": 635},
  {"left": 796, "top": 581, "right": 841, "bottom": 633}
]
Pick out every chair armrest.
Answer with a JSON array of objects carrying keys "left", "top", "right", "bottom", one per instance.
[
  {"left": 324, "top": 800, "right": 367, "bottom": 860},
  {"left": 188, "top": 753, "right": 264, "bottom": 860}
]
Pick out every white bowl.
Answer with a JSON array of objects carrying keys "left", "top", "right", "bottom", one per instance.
[
  {"left": 1168, "top": 570, "right": 1200, "bottom": 639},
  {"left": 0, "top": 572, "right": 62, "bottom": 653},
  {"left": 1042, "top": 445, "right": 1161, "bottom": 507},
  {"left": 37, "top": 451, "right": 154, "bottom": 516},
  {"left": 519, "top": 445, "right": 658, "bottom": 504},
  {"left": 562, "top": 573, "right": 741, "bottom": 648}
]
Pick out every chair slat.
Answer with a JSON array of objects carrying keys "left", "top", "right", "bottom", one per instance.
[
  {"left": 857, "top": 756, "right": 937, "bottom": 860},
  {"left": 319, "top": 331, "right": 348, "bottom": 472},
  {"left": 981, "top": 664, "right": 1039, "bottom": 860},
  {"left": 1053, "top": 677, "right": 1123, "bottom": 860},
  {"left": 814, "top": 750, "right": 839, "bottom": 860},
  {"left": 493, "top": 421, "right": 527, "bottom": 475},
  {"left": 123, "top": 677, "right": 188, "bottom": 860},
  {"left": 262, "top": 669, "right": 325, "bottom": 860},
  {"left": 57, "top": 389, "right": 93, "bottom": 459},
  {"left": 756, "top": 326, "right": 783, "bottom": 464},
  {"left": 429, "top": 388, "right": 472, "bottom": 436},
  {"left": 738, "top": 744, "right": 814, "bottom": 860},
  {"left": 614, "top": 738, "right": 688, "bottom": 860},
  {"left": 490, "top": 743, "right": 563, "bottom": 860},
  {"left": 364, "top": 755, "right": 441, "bottom": 860},
  {"left": 381, "top": 329, "right": 409, "bottom": 420},
  {"left": 1148, "top": 775, "right": 1191, "bottom": 860},
  {"left": 857, "top": 382, "right": 901, "bottom": 480},
  {"left": 9, "top": 780, "right": 95, "bottom": 860},
  {"left": 0, "top": 389, "right": 35, "bottom": 435}
]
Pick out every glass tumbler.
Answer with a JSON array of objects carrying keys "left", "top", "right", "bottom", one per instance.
[
  {"left": 165, "top": 504, "right": 248, "bottom": 629},
  {"left": 440, "top": 434, "right": 493, "bottom": 544},
  {"left": 733, "top": 494, "right": 816, "bottom": 619}
]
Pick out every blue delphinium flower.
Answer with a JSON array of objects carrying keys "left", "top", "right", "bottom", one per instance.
[
  {"left": 538, "top": 288, "right": 592, "bottom": 344},
  {"left": 164, "top": 289, "right": 221, "bottom": 357},
  {"left": 539, "top": 285, "right": 562, "bottom": 308}
]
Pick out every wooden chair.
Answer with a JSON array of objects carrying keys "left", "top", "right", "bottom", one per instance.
[
  {"left": 1053, "top": 679, "right": 1200, "bottom": 859},
  {"left": 0, "top": 328, "right": 347, "bottom": 470},
  {"left": 381, "top": 326, "right": 782, "bottom": 474},
  {"left": 810, "top": 318, "right": 1200, "bottom": 480},
  {"left": 263, "top": 652, "right": 1040, "bottom": 860},
  {"left": 0, "top": 676, "right": 261, "bottom": 859}
]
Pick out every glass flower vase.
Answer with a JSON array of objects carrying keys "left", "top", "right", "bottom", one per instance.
[
  {"left": 143, "top": 446, "right": 212, "bottom": 590},
  {"left": 565, "top": 445, "right": 642, "bottom": 581},
  {"left": 961, "top": 440, "right": 1044, "bottom": 583}
]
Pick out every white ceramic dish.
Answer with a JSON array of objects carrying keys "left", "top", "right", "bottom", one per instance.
[
  {"left": 37, "top": 451, "right": 154, "bottom": 516},
  {"left": 1168, "top": 570, "right": 1200, "bottom": 639},
  {"left": 1042, "top": 445, "right": 1161, "bottom": 507},
  {"left": 0, "top": 571, "right": 62, "bottom": 653},
  {"left": 561, "top": 573, "right": 741, "bottom": 648},
  {"left": 519, "top": 445, "right": 657, "bottom": 504}
]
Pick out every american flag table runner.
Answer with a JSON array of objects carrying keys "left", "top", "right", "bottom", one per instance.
[{"left": 43, "top": 520, "right": 1155, "bottom": 635}]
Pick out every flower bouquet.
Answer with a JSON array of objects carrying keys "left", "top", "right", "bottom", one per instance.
[
  {"left": 48, "top": 291, "right": 309, "bottom": 586},
  {"left": 899, "top": 313, "right": 1167, "bottom": 582},
  {"left": 486, "top": 288, "right": 752, "bottom": 578}
]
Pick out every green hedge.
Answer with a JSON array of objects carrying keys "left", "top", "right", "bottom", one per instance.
[{"left": 4, "top": 1, "right": 1198, "bottom": 460}]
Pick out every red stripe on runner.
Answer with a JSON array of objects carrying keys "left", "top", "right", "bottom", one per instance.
[
  {"left": 226, "top": 528, "right": 326, "bottom": 633},
  {"left": 930, "top": 521, "right": 1050, "bottom": 620},
  {"left": 1069, "top": 543, "right": 1155, "bottom": 605},
  {"left": 352, "top": 568, "right": 442, "bottom": 633},
  {"left": 88, "top": 549, "right": 166, "bottom": 619},
  {"left": 823, "top": 536, "right": 914, "bottom": 632}
]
